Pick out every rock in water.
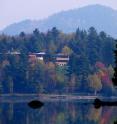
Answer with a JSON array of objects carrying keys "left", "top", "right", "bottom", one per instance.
[
  {"left": 93, "top": 98, "right": 117, "bottom": 109},
  {"left": 93, "top": 98, "right": 102, "bottom": 109},
  {"left": 28, "top": 100, "right": 44, "bottom": 109}
]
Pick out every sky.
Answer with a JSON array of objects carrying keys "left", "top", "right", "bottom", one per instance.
[{"left": 0, "top": 0, "right": 117, "bottom": 30}]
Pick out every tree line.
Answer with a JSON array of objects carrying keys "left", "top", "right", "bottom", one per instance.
[{"left": 0, "top": 27, "right": 116, "bottom": 95}]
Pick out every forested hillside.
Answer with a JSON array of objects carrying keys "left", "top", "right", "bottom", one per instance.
[{"left": 0, "top": 27, "right": 116, "bottom": 95}]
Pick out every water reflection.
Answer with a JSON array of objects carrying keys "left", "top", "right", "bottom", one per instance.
[{"left": 0, "top": 100, "right": 117, "bottom": 124}]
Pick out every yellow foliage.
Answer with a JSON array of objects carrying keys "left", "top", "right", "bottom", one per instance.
[
  {"left": 62, "top": 46, "right": 72, "bottom": 55},
  {"left": 88, "top": 74, "right": 102, "bottom": 94}
]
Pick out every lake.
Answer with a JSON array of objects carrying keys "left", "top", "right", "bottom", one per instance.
[{"left": 0, "top": 95, "right": 117, "bottom": 124}]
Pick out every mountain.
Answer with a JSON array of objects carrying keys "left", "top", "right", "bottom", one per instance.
[{"left": 1, "top": 4, "right": 117, "bottom": 37}]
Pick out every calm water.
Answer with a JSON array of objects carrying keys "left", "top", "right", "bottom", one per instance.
[{"left": 0, "top": 98, "right": 117, "bottom": 124}]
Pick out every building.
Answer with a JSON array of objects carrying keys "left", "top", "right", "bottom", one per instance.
[
  {"left": 2, "top": 51, "right": 70, "bottom": 66},
  {"left": 29, "top": 52, "right": 46, "bottom": 63},
  {"left": 29, "top": 54, "right": 37, "bottom": 63},
  {"left": 55, "top": 53, "right": 69, "bottom": 66},
  {"left": 35, "top": 52, "right": 46, "bottom": 61},
  {"left": 8, "top": 51, "right": 20, "bottom": 55},
  {"left": 30, "top": 52, "right": 70, "bottom": 66}
]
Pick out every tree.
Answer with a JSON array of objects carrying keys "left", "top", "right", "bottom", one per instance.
[
  {"left": 88, "top": 74, "right": 102, "bottom": 95},
  {"left": 28, "top": 60, "right": 46, "bottom": 93},
  {"left": 62, "top": 46, "right": 72, "bottom": 55},
  {"left": 87, "top": 27, "right": 100, "bottom": 65},
  {"left": 55, "top": 65, "right": 68, "bottom": 93},
  {"left": 33, "top": 28, "right": 39, "bottom": 36},
  {"left": 19, "top": 32, "right": 25, "bottom": 37},
  {"left": 67, "top": 53, "right": 90, "bottom": 92},
  {"left": 108, "top": 65, "right": 114, "bottom": 78},
  {"left": 102, "top": 37, "right": 115, "bottom": 65}
]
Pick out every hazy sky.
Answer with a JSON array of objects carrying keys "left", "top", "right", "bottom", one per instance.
[{"left": 0, "top": 0, "right": 117, "bottom": 30}]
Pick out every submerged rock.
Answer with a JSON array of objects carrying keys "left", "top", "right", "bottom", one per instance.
[{"left": 28, "top": 100, "right": 44, "bottom": 109}]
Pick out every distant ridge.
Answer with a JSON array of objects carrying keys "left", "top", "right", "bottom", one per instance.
[{"left": 1, "top": 4, "right": 117, "bottom": 37}]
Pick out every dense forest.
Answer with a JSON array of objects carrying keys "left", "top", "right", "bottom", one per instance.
[{"left": 0, "top": 27, "right": 116, "bottom": 95}]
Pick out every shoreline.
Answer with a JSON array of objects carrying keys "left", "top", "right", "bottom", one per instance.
[{"left": 0, "top": 94, "right": 117, "bottom": 103}]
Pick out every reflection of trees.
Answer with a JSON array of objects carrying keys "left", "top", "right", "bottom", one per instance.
[
  {"left": 99, "top": 107, "right": 113, "bottom": 124},
  {"left": 26, "top": 113, "right": 29, "bottom": 124},
  {"left": 68, "top": 103, "right": 77, "bottom": 123},
  {"left": 56, "top": 112, "right": 66, "bottom": 124},
  {"left": 88, "top": 106, "right": 102, "bottom": 123},
  {"left": 0, "top": 104, "right": 2, "bottom": 124},
  {"left": 0, "top": 102, "right": 116, "bottom": 124},
  {"left": 8, "top": 102, "right": 13, "bottom": 122},
  {"left": 25, "top": 103, "right": 116, "bottom": 124}
]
